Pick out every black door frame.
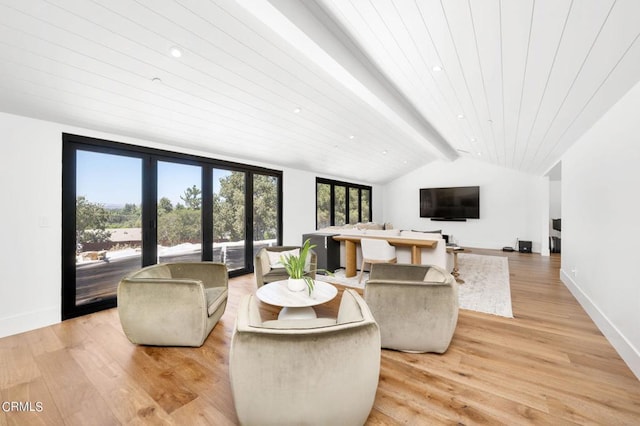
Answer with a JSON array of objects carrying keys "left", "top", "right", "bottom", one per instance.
[{"left": 62, "top": 133, "right": 282, "bottom": 320}]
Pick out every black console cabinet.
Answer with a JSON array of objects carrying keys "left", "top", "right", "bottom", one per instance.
[{"left": 303, "top": 233, "right": 340, "bottom": 273}]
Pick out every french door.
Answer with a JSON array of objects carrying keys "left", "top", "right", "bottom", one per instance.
[{"left": 62, "top": 134, "right": 282, "bottom": 320}]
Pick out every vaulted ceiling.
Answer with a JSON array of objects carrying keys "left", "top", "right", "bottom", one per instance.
[{"left": 1, "top": 0, "right": 639, "bottom": 183}]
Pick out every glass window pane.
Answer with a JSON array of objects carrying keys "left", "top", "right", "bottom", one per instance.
[
  {"left": 157, "top": 162, "right": 202, "bottom": 263},
  {"left": 349, "top": 187, "right": 359, "bottom": 223},
  {"left": 316, "top": 183, "right": 331, "bottom": 229},
  {"left": 213, "top": 169, "right": 246, "bottom": 271},
  {"left": 75, "top": 150, "right": 141, "bottom": 306},
  {"left": 361, "top": 189, "right": 371, "bottom": 222},
  {"left": 253, "top": 174, "right": 279, "bottom": 256},
  {"left": 334, "top": 186, "right": 346, "bottom": 226}
]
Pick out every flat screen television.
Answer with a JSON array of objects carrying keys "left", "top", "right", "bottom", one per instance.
[{"left": 420, "top": 186, "right": 480, "bottom": 219}]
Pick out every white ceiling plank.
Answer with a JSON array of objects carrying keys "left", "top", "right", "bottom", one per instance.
[
  {"left": 439, "top": 0, "right": 496, "bottom": 162},
  {"left": 1, "top": 0, "right": 640, "bottom": 181},
  {"left": 533, "top": 35, "right": 640, "bottom": 175},
  {"left": 467, "top": 0, "right": 503, "bottom": 164},
  {"left": 524, "top": 0, "right": 616, "bottom": 169},
  {"left": 529, "top": 0, "right": 640, "bottom": 172},
  {"left": 511, "top": 0, "right": 574, "bottom": 171},
  {"left": 499, "top": 0, "right": 535, "bottom": 169}
]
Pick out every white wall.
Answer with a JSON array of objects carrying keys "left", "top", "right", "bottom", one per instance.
[
  {"left": 281, "top": 168, "right": 383, "bottom": 245},
  {"left": 549, "top": 180, "right": 562, "bottom": 238},
  {"left": 382, "top": 157, "right": 548, "bottom": 251},
  {"left": 0, "top": 112, "right": 378, "bottom": 337},
  {"left": 1, "top": 115, "right": 62, "bottom": 336},
  {"left": 560, "top": 79, "right": 640, "bottom": 379},
  {"left": 549, "top": 180, "right": 562, "bottom": 219}
]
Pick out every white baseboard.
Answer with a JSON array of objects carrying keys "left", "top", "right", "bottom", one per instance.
[
  {"left": 560, "top": 269, "right": 640, "bottom": 380},
  {"left": 0, "top": 306, "right": 60, "bottom": 339}
]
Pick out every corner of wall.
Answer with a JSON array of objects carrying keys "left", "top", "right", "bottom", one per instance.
[
  {"left": 0, "top": 307, "right": 60, "bottom": 339},
  {"left": 560, "top": 269, "right": 640, "bottom": 380}
]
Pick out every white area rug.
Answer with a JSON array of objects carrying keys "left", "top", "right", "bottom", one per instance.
[{"left": 316, "top": 253, "right": 513, "bottom": 318}]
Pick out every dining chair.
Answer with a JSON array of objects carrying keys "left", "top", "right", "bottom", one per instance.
[{"left": 358, "top": 238, "right": 397, "bottom": 283}]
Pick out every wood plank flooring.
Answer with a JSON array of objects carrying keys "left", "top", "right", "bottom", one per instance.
[{"left": 1, "top": 250, "right": 639, "bottom": 425}]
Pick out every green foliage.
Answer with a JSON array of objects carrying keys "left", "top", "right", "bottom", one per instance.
[
  {"left": 349, "top": 188, "right": 359, "bottom": 223},
  {"left": 316, "top": 183, "right": 331, "bottom": 229},
  {"left": 316, "top": 184, "right": 371, "bottom": 228},
  {"left": 281, "top": 239, "right": 316, "bottom": 295},
  {"left": 106, "top": 203, "right": 141, "bottom": 228},
  {"left": 334, "top": 186, "right": 346, "bottom": 225},
  {"left": 180, "top": 185, "right": 202, "bottom": 210},
  {"left": 76, "top": 196, "right": 111, "bottom": 246},
  {"left": 158, "top": 197, "right": 173, "bottom": 214},
  {"left": 361, "top": 190, "right": 371, "bottom": 222},
  {"left": 253, "top": 175, "right": 278, "bottom": 240},
  {"left": 280, "top": 239, "right": 333, "bottom": 295},
  {"left": 158, "top": 208, "right": 201, "bottom": 245},
  {"left": 213, "top": 171, "right": 246, "bottom": 241},
  {"left": 75, "top": 173, "right": 278, "bottom": 249}
]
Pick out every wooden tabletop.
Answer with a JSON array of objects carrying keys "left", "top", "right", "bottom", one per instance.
[{"left": 332, "top": 234, "right": 439, "bottom": 248}]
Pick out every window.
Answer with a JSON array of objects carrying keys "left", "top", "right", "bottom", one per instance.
[
  {"left": 315, "top": 178, "right": 372, "bottom": 229},
  {"left": 157, "top": 161, "right": 202, "bottom": 263},
  {"left": 62, "top": 134, "right": 282, "bottom": 319},
  {"left": 334, "top": 185, "right": 346, "bottom": 226},
  {"left": 316, "top": 182, "right": 331, "bottom": 229},
  {"left": 253, "top": 173, "right": 280, "bottom": 260},
  {"left": 212, "top": 168, "right": 246, "bottom": 271}
]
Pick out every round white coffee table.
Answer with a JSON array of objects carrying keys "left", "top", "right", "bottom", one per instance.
[{"left": 256, "top": 280, "right": 338, "bottom": 319}]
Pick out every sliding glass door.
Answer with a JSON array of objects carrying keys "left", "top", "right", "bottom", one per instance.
[
  {"left": 74, "top": 150, "right": 142, "bottom": 307},
  {"left": 157, "top": 161, "right": 203, "bottom": 263},
  {"left": 253, "top": 173, "right": 280, "bottom": 258},
  {"left": 212, "top": 168, "right": 246, "bottom": 271},
  {"left": 63, "top": 134, "right": 282, "bottom": 319}
]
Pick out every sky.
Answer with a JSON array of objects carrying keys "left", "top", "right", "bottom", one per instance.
[{"left": 76, "top": 150, "right": 231, "bottom": 207}]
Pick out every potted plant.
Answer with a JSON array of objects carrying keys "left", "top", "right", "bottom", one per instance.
[{"left": 280, "top": 238, "right": 331, "bottom": 295}]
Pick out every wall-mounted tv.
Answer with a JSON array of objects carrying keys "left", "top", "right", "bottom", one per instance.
[{"left": 419, "top": 186, "right": 480, "bottom": 220}]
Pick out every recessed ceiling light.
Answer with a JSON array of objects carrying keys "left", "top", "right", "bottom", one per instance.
[
  {"left": 169, "top": 46, "right": 183, "bottom": 58},
  {"left": 349, "top": 135, "right": 355, "bottom": 140},
  {"left": 470, "top": 138, "right": 477, "bottom": 142},
  {"left": 432, "top": 65, "right": 443, "bottom": 72},
  {"left": 293, "top": 107, "right": 301, "bottom": 114},
  {"left": 382, "top": 150, "right": 388, "bottom": 155},
  {"left": 477, "top": 152, "right": 482, "bottom": 156},
  {"left": 457, "top": 114, "right": 465, "bottom": 119}
]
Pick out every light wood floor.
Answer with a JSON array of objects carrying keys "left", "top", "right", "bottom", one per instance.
[{"left": 1, "top": 250, "right": 639, "bottom": 425}]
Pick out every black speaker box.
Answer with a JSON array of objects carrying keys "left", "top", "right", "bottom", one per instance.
[{"left": 518, "top": 240, "right": 532, "bottom": 253}]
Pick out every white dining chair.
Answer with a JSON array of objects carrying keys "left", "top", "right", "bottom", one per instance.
[{"left": 359, "top": 238, "right": 397, "bottom": 283}]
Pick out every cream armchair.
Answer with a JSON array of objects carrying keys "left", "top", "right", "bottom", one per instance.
[
  {"left": 365, "top": 263, "right": 458, "bottom": 353},
  {"left": 117, "top": 262, "right": 228, "bottom": 347},
  {"left": 229, "top": 289, "right": 380, "bottom": 426},
  {"left": 254, "top": 245, "right": 317, "bottom": 288}
]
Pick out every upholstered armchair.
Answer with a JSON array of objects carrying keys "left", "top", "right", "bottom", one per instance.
[
  {"left": 117, "top": 262, "right": 228, "bottom": 347},
  {"left": 254, "top": 246, "right": 317, "bottom": 288},
  {"left": 229, "top": 289, "right": 381, "bottom": 425},
  {"left": 365, "top": 263, "right": 458, "bottom": 353}
]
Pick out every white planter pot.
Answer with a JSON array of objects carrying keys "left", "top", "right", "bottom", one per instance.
[{"left": 287, "top": 278, "right": 307, "bottom": 292}]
